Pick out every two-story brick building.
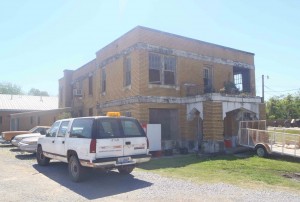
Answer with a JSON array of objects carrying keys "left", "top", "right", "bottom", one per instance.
[{"left": 59, "top": 26, "right": 265, "bottom": 153}]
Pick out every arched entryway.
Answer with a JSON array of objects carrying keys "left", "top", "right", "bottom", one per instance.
[
  {"left": 224, "top": 108, "right": 257, "bottom": 146},
  {"left": 188, "top": 107, "right": 203, "bottom": 150}
]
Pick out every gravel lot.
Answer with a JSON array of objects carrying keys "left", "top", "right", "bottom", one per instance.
[{"left": 1, "top": 142, "right": 300, "bottom": 202}]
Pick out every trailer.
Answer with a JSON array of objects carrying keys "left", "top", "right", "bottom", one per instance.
[{"left": 239, "top": 120, "right": 300, "bottom": 158}]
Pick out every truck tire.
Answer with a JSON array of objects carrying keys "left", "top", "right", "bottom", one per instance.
[
  {"left": 36, "top": 146, "right": 50, "bottom": 166},
  {"left": 68, "top": 155, "right": 86, "bottom": 182},
  {"left": 118, "top": 165, "right": 135, "bottom": 174},
  {"left": 256, "top": 145, "right": 268, "bottom": 158}
]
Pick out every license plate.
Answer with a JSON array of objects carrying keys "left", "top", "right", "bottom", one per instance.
[{"left": 117, "top": 156, "right": 131, "bottom": 164}]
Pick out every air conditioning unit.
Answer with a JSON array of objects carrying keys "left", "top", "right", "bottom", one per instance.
[{"left": 73, "top": 89, "right": 82, "bottom": 97}]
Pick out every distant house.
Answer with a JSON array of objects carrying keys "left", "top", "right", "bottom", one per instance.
[{"left": 0, "top": 94, "right": 60, "bottom": 132}]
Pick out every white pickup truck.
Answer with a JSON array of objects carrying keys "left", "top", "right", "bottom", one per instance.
[{"left": 36, "top": 113, "right": 151, "bottom": 182}]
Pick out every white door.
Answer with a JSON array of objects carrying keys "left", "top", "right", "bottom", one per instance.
[
  {"left": 95, "top": 118, "right": 124, "bottom": 158},
  {"left": 121, "top": 119, "right": 148, "bottom": 156},
  {"left": 42, "top": 121, "right": 60, "bottom": 153},
  {"left": 53, "top": 120, "right": 70, "bottom": 162}
]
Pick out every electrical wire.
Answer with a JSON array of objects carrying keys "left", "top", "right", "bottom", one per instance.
[{"left": 264, "top": 85, "right": 299, "bottom": 93}]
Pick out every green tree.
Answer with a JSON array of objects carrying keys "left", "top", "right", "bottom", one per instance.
[
  {"left": 0, "top": 82, "right": 23, "bottom": 95},
  {"left": 266, "top": 91, "right": 300, "bottom": 120},
  {"left": 28, "top": 88, "right": 49, "bottom": 96}
]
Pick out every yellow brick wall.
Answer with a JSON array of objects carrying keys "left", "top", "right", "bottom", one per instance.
[
  {"left": 136, "top": 27, "right": 254, "bottom": 65},
  {"left": 203, "top": 101, "right": 224, "bottom": 141},
  {"left": 97, "top": 102, "right": 197, "bottom": 141},
  {"left": 259, "top": 103, "right": 266, "bottom": 120}
]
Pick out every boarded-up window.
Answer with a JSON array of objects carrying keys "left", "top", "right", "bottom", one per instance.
[{"left": 149, "top": 109, "right": 178, "bottom": 140}]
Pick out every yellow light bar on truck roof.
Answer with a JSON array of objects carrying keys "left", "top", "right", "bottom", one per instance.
[{"left": 106, "top": 112, "right": 121, "bottom": 117}]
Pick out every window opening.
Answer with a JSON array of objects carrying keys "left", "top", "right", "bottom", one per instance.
[
  {"left": 149, "top": 53, "right": 176, "bottom": 85},
  {"left": 101, "top": 68, "right": 106, "bottom": 93},
  {"left": 124, "top": 57, "right": 131, "bottom": 86}
]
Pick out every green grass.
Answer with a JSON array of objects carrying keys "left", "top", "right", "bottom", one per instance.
[
  {"left": 137, "top": 154, "right": 300, "bottom": 191},
  {"left": 269, "top": 128, "right": 300, "bottom": 135}
]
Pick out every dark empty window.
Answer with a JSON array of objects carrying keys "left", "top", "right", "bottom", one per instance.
[
  {"left": 89, "top": 108, "right": 93, "bottom": 116},
  {"left": 124, "top": 57, "right": 131, "bottom": 86},
  {"left": 203, "top": 67, "right": 213, "bottom": 93},
  {"left": 89, "top": 76, "right": 93, "bottom": 95},
  {"left": 149, "top": 53, "right": 176, "bottom": 85},
  {"left": 101, "top": 68, "right": 106, "bottom": 93}
]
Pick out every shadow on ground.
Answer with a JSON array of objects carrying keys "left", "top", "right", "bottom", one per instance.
[
  {"left": 33, "top": 162, "right": 152, "bottom": 200},
  {"left": 0, "top": 143, "right": 14, "bottom": 148},
  {"left": 9, "top": 148, "right": 21, "bottom": 152},
  {"left": 268, "top": 153, "right": 300, "bottom": 163},
  {"left": 15, "top": 153, "right": 36, "bottom": 160}
]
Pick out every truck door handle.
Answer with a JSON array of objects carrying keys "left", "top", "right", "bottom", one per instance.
[
  {"left": 125, "top": 141, "right": 131, "bottom": 145},
  {"left": 52, "top": 140, "right": 55, "bottom": 143},
  {"left": 62, "top": 141, "right": 65, "bottom": 144}
]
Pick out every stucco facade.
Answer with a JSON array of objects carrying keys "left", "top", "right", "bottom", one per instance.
[{"left": 59, "top": 26, "right": 265, "bottom": 153}]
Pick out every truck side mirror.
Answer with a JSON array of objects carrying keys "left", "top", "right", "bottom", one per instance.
[{"left": 40, "top": 130, "right": 46, "bottom": 135}]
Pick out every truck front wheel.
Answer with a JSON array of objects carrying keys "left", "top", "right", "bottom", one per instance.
[{"left": 36, "top": 146, "right": 50, "bottom": 166}]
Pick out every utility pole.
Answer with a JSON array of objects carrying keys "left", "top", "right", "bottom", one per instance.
[{"left": 262, "top": 75, "right": 264, "bottom": 103}]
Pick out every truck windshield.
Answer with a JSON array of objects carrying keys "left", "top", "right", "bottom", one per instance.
[{"left": 95, "top": 118, "right": 145, "bottom": 139}]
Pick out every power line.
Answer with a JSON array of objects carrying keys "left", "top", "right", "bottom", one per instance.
[{"left": 264, "top": 85, "right": 299, "bottom": 93}]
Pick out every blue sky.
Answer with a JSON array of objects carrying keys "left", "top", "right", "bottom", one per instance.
[{"left": 0, "top": 0, "right": 299, "bottom": 100}]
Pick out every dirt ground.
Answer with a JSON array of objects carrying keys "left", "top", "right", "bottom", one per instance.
[{"left": 1, "top": 142, "right": 300, "bottom": 202}]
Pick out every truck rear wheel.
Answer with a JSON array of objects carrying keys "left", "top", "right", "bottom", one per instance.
[
  {"left": 118, "top": 165, "right": 135, "bottom": 174},
  {"left": 68, "top": 155, "right": 86, "bottom": 182},
  {"left": 256, "top": 145, "right": 268, "bottom": 158}
]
